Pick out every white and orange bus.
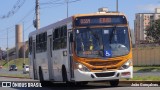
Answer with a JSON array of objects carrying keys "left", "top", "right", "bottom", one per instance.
[{"left": 29, "top": 8, "right": 133, "bottom": 87}]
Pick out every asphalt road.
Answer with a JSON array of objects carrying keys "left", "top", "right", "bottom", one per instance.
[
  {"left": 0, "top": 77, "right": 159, "bottom": 90},
  {"left": 0, "top": 68, "right": 160, "bottom": 90},
  {"left": 0, "top": 68, "right": 23, "bottom": 75},
  {"left": 1, "top": 68, "right": 160, "bottom": 77},
  {"left": 0, "top": 82, "right": 159, "bottom": 90}
]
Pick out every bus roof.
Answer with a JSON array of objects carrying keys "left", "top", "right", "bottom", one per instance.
[
  {"left": 29, "top": 16, "right": 72, "bottom": 37},
  {"left": 29, "top": 12, "right": 127, "bottom": 37},
  {"left": 73, "top": 12, "right": 126, "bottom": 17}
]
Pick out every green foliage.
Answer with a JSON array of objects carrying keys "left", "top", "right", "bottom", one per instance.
[
  {"left": 146, "top": 19, "right": 160, "bottom": 43},
  {"left": 2, "top": 58, "right": 29, "bottom": 70},
  {"left": 133, "top": 66, "right": 160, "bottom": 72},
  {"left": 0, "top": 73, "right": 29, "bottom": 78},
  {"left": 131, "top": 76, "right": 160, "bottom": 81}
]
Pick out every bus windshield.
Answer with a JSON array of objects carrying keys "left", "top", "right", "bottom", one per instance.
[{"left": 75, "top": 27, "right": 130, "bottom": 58}]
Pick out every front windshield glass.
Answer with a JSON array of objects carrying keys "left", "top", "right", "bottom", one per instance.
[{"left": 75, "top": 27, "right": 130, "bottom": 58}]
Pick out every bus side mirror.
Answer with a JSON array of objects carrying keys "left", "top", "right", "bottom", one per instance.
[{"left": 70, "top": 33, "right": 73, "bottom": 42}]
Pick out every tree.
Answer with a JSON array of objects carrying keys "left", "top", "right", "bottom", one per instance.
[{"left": 146, "top": 19, "right": 160, "bottom": 43}]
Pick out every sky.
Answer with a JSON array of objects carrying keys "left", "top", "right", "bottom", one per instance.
[{"left": 0, "top": 0, "right": 160, "bottom": 50}]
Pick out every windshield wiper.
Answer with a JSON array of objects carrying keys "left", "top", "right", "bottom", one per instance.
[{"left": 109, "top": 26, "right": 117, "bottom": 44}]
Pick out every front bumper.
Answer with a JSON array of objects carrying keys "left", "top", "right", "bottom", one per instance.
[{"left": 74, "top": 66, "right": 133, "bottom": 81}]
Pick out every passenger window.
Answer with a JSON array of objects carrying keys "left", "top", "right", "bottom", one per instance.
[
  {"left": 29, "top": 37, "right": 32, "bottom": 53},
  {"left": 53, "top": 25, "right": 67, "bottom": 50},
  {"left": 36, "top": 32, "right": 47, "bottom": 53},
  {"left": 54, "top": 29, "right": 59, "bottom": 39}
]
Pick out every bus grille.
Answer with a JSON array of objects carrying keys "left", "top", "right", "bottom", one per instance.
[
  {"left": 92, "top": 67, "right": 117, "bottom": 70},
  {"left": 95, "top": 72, "right": 115, "bottom": 77},
  {"left": 88, "top": 60, "right": 121, "bottom": 66}
]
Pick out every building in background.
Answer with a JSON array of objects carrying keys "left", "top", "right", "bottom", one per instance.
[
  {"left": 130, "top": 29, "right": 135, "bottom": 46},
  {"left": 15, "top": 24, "right": 23, "bottom": 58},
  {"left": 134, "top": 8, "right": 160, "bottom": 45},
  {"left": 0, "top": 24, "right": 29, "bottom": 61}
]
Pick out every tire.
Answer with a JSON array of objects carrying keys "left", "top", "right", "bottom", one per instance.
[
  {"left": 62, "top": 66, "right": 68, "bottom": 82},
  {"left": 39, "top": 67, "right": 53, "bottom": 87},
  {"left": 109, "top": 79, "right": 119, "bottom": 87},
  {"left": 39, "top": 67, "right": 44, "bottom": 83}
]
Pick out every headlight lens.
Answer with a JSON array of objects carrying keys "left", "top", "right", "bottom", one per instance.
[
  {"left": 78, "top": 64, "right": 83, "bottom": 69},
  {"left": 76, "top": 63, "right": 90, "bottom": 72},
  {"left": 120, "top": 59, "right": 132, "bottom": 70}
]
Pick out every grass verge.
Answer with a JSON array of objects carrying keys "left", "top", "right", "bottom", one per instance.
[
  {"left": 1, "top": 58, "right": 29, "bottom": 70},
  {"left": 0, "top": 73, "right": 30, "bottom": 78},
  {"left": 133, "top": 66, "right": 160, "bottom": 72},
  {"left": 130, "top": 76, "right": 160, "bottom": 81}
]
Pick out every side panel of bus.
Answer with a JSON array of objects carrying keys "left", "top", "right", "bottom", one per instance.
[
  {"left": 51, "top": 25, "right": 69, "bottom": 81},
  {"left": 29, "top": 18, "right": 73, "bottom": 82},
  {"left": 47, "top": 31, "right": 54, "bottom": 80},
  {"left": 51, "top": 23, "right": 72, "bottom": 81},
  {"left": 29, "top": 35, "right": 38, "bottom": 80}
]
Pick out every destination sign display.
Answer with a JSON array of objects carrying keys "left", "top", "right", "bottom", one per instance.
[{"left": 75, "top": 16, "right": 127, "bottom": 26}]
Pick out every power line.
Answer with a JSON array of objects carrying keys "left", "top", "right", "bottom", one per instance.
[
  {"left": 0, "top": 0, "right": 80, "bottom": 32},
  {"left": 46, "top": 0, "right": 61, "bottom": 3},
  {"left": 0, "top": 7, "right": 34, "bottom": 32},
  {"left": 40, "top": 0, "right": 64, "bottom": 5},
  {"left": 17, "top": 8, "right": 35, "bottom": 24},
  {"left": 0, "top": 0, "right": 26, "bottom": 19},
  {"left": 0, "top": 23, "right": 33, "bottom": 40},
  {"left": 0, "top": 14, "right": 33, "bottom": 41},
  {"left": 0, "top": 0, "right": 81, "bottom": 42},
  {"left": 40, "top": 0, "right": 81, "bottom": 6},
  {"left": 0, "top": 0, "right": 28, "bottom": 42},
  {"left": 40, "top": 0, "right": 81, "bottom": 10}
]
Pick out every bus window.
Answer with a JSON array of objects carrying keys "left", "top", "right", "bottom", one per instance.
[
  {"left": 61, "top": 26, "right": 67, "bottom": 48},
  {"left": 36, "top": 35, "right": 40, "bottom": 53},
  {"left": 64, "top": 26, "right": 67, "bottom": 36},
  {"left": 36, "top": 32, "right": 47, "bottom": 53},
  {"left": 53, "top": 26, "right": 67, "bottom": 50},
  {"left": 29, "top": 37, "right": 32, "bottom": 54},
  {"left": 54, "top": 28, "right": 59, "bottom": 39}
]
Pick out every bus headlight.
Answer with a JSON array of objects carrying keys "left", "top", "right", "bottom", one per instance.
[
  {"left": 76, "top": 63, "right": 90, "bottom": 72},
  {"left": 120, "top": 59, "right": 132, "bottom": 70}
]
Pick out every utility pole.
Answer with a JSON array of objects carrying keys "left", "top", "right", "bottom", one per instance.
[
  {"left": 66, "top": 0, "right": 69, "bottom": 18},
  {"left": 0, "top": 47, "right": 2, "bottom": 60},
  {"left": 23, "top": 22, "right": 25, "bottom": 64},
  {"left": 6, "top": 29, "right": 9, "bottom": 69},
  {"left": 116, "top": 0, "right": 119, "bottom": 12},
  {"left": 35, "top": 0, "right": 40, "bottom": 30}
]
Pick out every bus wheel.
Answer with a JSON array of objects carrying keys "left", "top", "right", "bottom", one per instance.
[
  {"left": 109, "top": 79, "right": 119, "bottom": 87},
  {"left": 62, "top": 66, "right": 68, "bottom": 82},
  {"left": 39, "top": 67, "right": 44, "bottom": 84}
]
